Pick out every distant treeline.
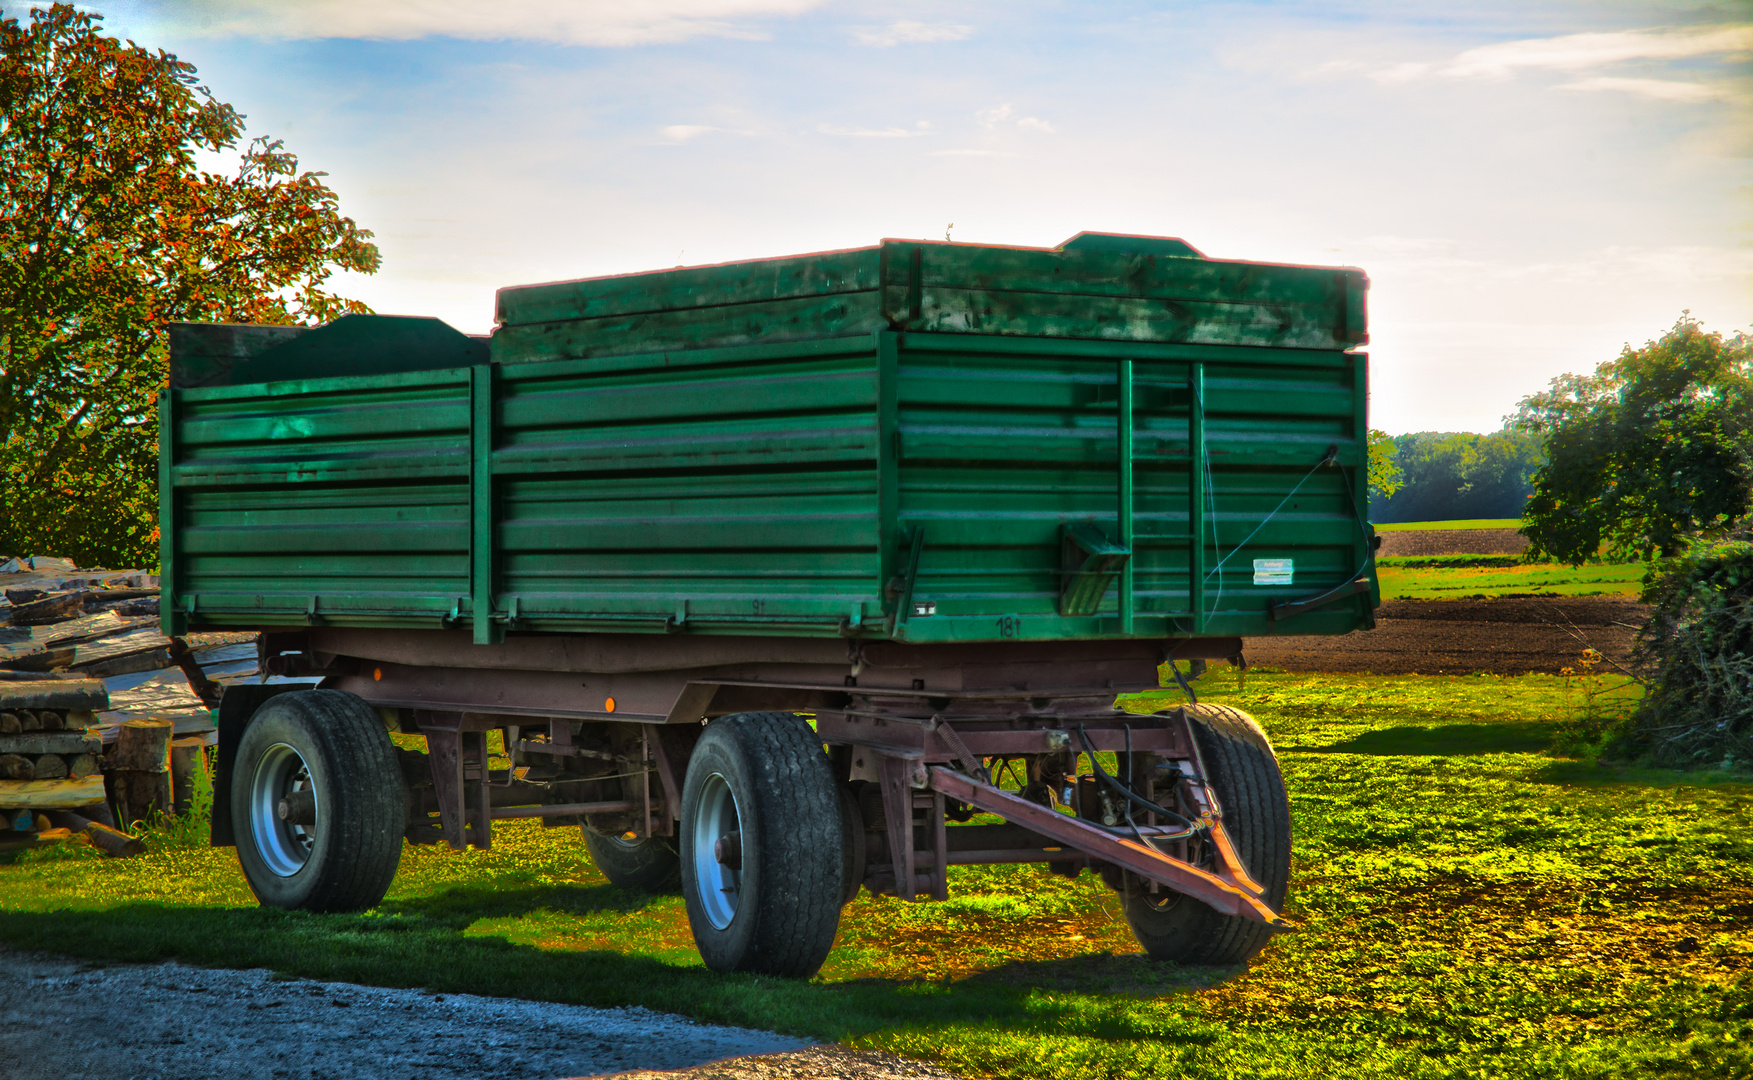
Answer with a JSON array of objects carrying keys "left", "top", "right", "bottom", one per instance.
[{"left": 1369, "top": 430, "right": 1546, "bottom": 524}]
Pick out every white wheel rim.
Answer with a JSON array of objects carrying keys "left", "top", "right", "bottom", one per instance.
[
  {"left": 692, "top": 773, "right": 742, "bottom": 930},
  {"left": 250, "top": 742, "right": 317, "bottom": 877}
]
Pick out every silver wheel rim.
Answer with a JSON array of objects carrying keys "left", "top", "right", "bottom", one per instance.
[
  {"left": 691, "top": 773, "right": 742, "bottom": 930},
  {"left": 250, "top": 742, "right": 317, "bottom": 877}
]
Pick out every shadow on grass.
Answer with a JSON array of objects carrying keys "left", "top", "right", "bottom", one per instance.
[
  {"left": 1530, "top": 760, "right": 1753, "bottom": 789},
  {"left": 0, "top": 889, "right": 1223, "bottom": 1044},
  {"left": 1296, "top": 721, "right": 1552, "bottom": 757},
  {"left": 379, "top": 879, "right": 660, "bottom": 926}
]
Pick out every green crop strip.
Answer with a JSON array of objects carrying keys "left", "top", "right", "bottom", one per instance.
[
  {"left": 1375, "top": 560, "right": 1644, "bottom": 600},
  {"left": 2, "top": 670, "right": 1747, "bottom": 1079}
]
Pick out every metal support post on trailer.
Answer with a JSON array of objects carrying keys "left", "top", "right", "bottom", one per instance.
[
  {"left": 1117, "top": 357, "right": 1134, "bottom": 634},
  {"left": 1189, "top": 362, "right": 1206, "bottom": 634}
]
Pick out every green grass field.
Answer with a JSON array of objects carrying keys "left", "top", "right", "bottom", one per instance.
[
  {"left": 2, "top": 671, "right": 1747, "bottom": 1079},
  {"left": 1374, "top": 555, "right": 1645, "bottom": 601},
  {"left": 1373, "top": 519, "right": 1523, "bottom": 532}
]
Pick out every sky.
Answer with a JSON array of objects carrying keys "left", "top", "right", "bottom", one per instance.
[{"left": 69, "top": 0, "right": 1753, "bottom": 433}]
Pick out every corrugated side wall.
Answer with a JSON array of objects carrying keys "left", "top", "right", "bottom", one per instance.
[
  {"left": 889, "top": 334, "right": 1374, "bottom": 643},
  {"left": 164, "top": 333, "right": 1374, "bottom": 643},
  {"left": 491, "top": 337, "right": 886, "bottom": 636},
  {"left": 165, "top": 368, "right": 474, "bottom": 630}
]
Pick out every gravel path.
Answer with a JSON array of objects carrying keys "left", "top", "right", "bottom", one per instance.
[{"left": 0, "top": 949, "right": 810, "bottom": 1080}]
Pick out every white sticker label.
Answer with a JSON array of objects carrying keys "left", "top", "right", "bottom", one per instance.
[{"left": 1253, "top": 559, "right": 1294, "bottom": 586}]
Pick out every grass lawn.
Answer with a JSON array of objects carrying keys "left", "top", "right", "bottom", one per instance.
[
  {"left": 2, "top": 672, "right": 1748, "bottom": 1079},
  {"left": 1375, "top": 555, "right": 1645, "bottom": 601},
  {"left": 1374, "top": 519, "right": 1523, "bottom": 532}
]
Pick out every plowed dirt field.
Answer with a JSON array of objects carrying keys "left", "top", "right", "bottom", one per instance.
[{"left": 1251, "top": 527, "right": 1645, "bottom": 675}]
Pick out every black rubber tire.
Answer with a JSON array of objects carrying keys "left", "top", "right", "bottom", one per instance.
[
  {"left": 1121, "top": 703, "right": 1292, "bottom": 966},
  {"left": 231, "top": 689, "right": 406, "bottom": 913},
  {"left": 679, "top": 712, "right": 844, "bottom": 977},
  {"left": 836, "top": 781, "right": 867, "bottom": 907},
  {"left": 584, "top": 830, "right": 681, "bottom": 893}
]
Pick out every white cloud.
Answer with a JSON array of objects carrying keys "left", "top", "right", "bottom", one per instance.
[
  {"left": 169, "top": 0, "right": 824, "bottom": 46},
  {"left": 976, "top": 104, "right": 1055, "bottom": 134},
  {"left": 818, "top": 122, "right": 929, "bottom": 138},
  {"left": 1331, "top": 24, "right": 1753, "bottom": 97},
  {"left": 659, "top": 124, "right": 754, "bottom": 141},
  {"left": 1445, "top": 25, "right": 1753, "bottom": 79},
  {"left": 853, "top": 20, "right": 973, "bottom": 48},
  {"left": 976, "top": 103, "right": 1014, "bottom": 128},
  {"left": 1558, "top": 76, "right": 1734, "bottom": 103}
]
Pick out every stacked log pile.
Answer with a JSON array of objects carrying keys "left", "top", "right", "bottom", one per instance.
[
  {"left": 1, "top": 554, "right": 246, "bottom": 855},
  {"left": 0, "top": 679, "right": 140, "bottom": 853}
]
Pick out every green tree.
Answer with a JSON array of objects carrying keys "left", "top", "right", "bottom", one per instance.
[
  {"left": 1368, "top": 430, "right": 1544, "bottom": 524},
  {"left": 0, "top": 4, "right": 379, "bottom": 568},
  {"left": 1366, "top": 428, "right": 1402, "bottom": 500},
  {"left": 1513, "top": 314, "right": 1753, "bottom": 564}
]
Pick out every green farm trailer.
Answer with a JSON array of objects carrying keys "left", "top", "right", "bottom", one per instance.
[{"left": 163, "top": 232, "right": 1378, "bottom": 976}]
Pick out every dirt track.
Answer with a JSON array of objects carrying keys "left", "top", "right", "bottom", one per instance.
[
  {"left": 1246, "top": 595, "right": 1646, "bottom": 675},
  {"left": 1376, "top": 528, "right": 1530, "bottom": 557}
]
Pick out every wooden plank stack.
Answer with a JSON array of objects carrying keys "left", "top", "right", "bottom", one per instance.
[
  {"left": 0, "top": 678, "right": 124, "bottom": 853},
  {"left": 0, "top": 680, "right": 107, "bottom": 798},
  {"left": 1, "top": 554, "right": 250, "bottom": 856}
]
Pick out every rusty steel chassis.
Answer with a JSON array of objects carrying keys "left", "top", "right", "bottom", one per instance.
[{"left": 248, "top": 627, "right": 1284, "bottom": 929}]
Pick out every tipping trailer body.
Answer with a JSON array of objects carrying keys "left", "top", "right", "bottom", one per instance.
[
  {"left": 161, "top": 233, "right": 1376, "bottom": 648},
  {"left": 166, "top": 233, "right": 1375, "bottom": 976}
]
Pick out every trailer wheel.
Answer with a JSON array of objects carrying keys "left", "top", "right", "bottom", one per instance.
[
  {"left": 1121, "top": 703, "right": 1291, "bottom": 966},
  {"left": 231, "top": 689, "right": 406, "bottom": 913},
  {"left": 584, "top": 829, "right": 680, "bottom": 893},
  {"left": 680, "top": 712, "right": 844, "bottom": 977}
]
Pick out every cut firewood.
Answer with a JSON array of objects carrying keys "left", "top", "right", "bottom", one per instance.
[
  {"left": 169, "top": 737, "right": 208, "bottom": 817},
  {"left": 0, "top": 679, "right": 107, "bottom": 712},
  {"left": 112, "top": 770, "right": 173, "bottom": 826},
  {"left": 31, "top": 753, "right": 68, "bottom": 780},
  {"left": 167, "top": 637, "right": 223, "bottom": 708},
  {"left": 19, "top": 709, "right": 40, "bottom": 731},
  {"left": 9, "top": 592, "right": 86, "bottom": 625},
  {"left": 0, "top": 712, "right": 17, "bottom": 734},
  {"left": 0, "top": 731, "right": 101, "bottom": 755},
  {"left": 0, "top": 775, "right": 105, "bottom": 808},
  {"left": 0, "top": 753, "right": 33, "bottom": 780},
  {"left": 0, "top": 646, "right": 76, "bottom": 672},
  {"left": 110, "top": 717, "right": 177, "bottom": 822},
  {"left": 45, "top": 810, "right": 143, "bottom": 857},
  {"left": 65, "top": 753, "right": 99, "bottom": 779},
  {"left": 37, "top": 708, "right": 64, "bottom": 732},
  {"left": 109, "top": 718, "right": 174, "bottom": 772}
]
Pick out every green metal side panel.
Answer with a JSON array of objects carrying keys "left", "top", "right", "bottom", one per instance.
[
  {"left": 163, "top": 235, "right": 1376, "bottom": 644},
  {"left": 165, "top": 368, "right": 474, "bottom": 630},
  {"left": 487, "top": 336, "right": 884, "bottom": 636},
  {"left": 884, "top": 334, "right": 1370, "bottom": 643}
]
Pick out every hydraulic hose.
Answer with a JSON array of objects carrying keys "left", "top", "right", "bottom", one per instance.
[{"left": 1074, "top": 723, "right": 1202, "bottom": 833}]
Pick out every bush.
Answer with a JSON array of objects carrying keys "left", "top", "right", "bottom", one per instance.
[{"left": 1617, "top": 528, "right": 1753, "bottom": 767}]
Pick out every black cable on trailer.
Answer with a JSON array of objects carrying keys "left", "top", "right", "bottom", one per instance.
[
  {"left": 1075, "top": 723, "right": 1202, "bottom": 833},
  {"left": 1169, "top": 662, "right": 1199, "bottom": 705}
]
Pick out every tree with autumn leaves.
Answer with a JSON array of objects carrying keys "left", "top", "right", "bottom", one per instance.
[{"left": 0, "top": 4, "right": 378, "bottom": 568}]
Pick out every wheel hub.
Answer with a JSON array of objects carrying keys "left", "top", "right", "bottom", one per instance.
[
  {"left": 691, "top": 773, "right": 742, "bottom": 929},
  {"left": 249, "top": 742, "right": 317, "bottom": 877}
]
